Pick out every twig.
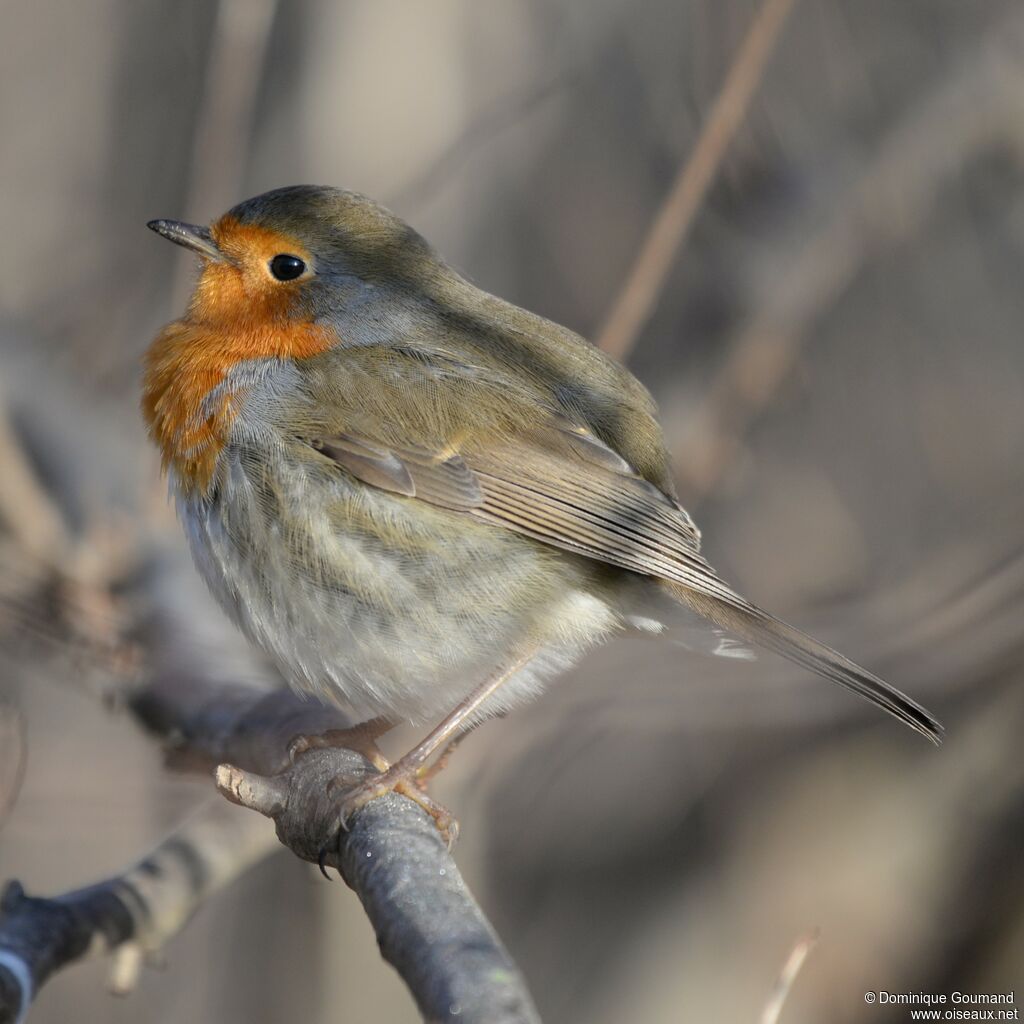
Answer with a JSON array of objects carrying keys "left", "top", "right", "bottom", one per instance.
[
  {"left": 0, "top": 395, "right": 141, "bottom": 685},
  {"left": 596, "top": 0, "right": 799, "bottom": 361},
  {"left": 391, "top": 74, "right": 569, "bottom": 213},
  {"left": 138, "top": 676, "right": 543, "bottom": 1024},
  {"left": 0, "top": 799, "right": 278, "bottom": 1024},
  {"left": 0, "top": 701, "right": 26, "bottom": 832},
  {"left": 0, "top": 404, "right": 69, "bottom": 564},
  {"left": 0, "top": 671, "right": 541, "bottom": 1022},
  {"left": 673, "top": 7, "right": 1024, "bottom": 499},
  {"left": 172, "top": 0, "right": 279, "bottom": 303},
  {"left": 759, "top": 929, "right": 819, "bottom": 1024},
  {"left": 218, "top": 749, "right": 541, "bottom": 1024}
]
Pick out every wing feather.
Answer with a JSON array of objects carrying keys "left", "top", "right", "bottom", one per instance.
[
  {"left": 317, "top": 434, "right": 483, "bottom": 510},
  {"left": 308, "top": 421, "right": 942, "bottom": 744},
  {"left": 312, "top": 424, "right": 737, "bottom": 605}
]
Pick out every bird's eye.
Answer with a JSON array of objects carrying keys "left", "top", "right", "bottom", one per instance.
[{"left": 269, "top": 254, "right": 306, "bottom": 281}]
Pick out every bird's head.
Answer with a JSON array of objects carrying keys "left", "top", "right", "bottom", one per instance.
[
  {"left": 144, "top": 186, "right": 439, "bottom": 493},
  {"left": 148, "top": 184, "right": 440, "bottom": 328}
]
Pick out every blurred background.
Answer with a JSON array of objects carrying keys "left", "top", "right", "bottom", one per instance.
[{"left": 1, "top": 1, "right": 1022, "bottom": 1021}]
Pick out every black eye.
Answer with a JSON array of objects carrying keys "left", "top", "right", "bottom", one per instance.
[{"left": 269, "top": 254, "right": 306, "bottom": 281}]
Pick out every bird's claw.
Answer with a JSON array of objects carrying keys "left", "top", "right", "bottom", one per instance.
[
  {"left": 317, "top": 840, "right": 336, "bottom": 880},
  {"left": 328, "top": 767, "right": 460, "bottom": 850},
  {"left": 287, "top": 734, "right": 313, "bottom": 764}
]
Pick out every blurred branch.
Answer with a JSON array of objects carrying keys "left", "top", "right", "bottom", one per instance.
[
  {"left": 173, "top": 0, "right": 279, "bottom": 302},
  {"left": 0, "top": 702, "right": 26, "bottom": 832},
  {"left": 0, "top": 398, "right": 141, "bottom": 689},
  {"left": 596, "top": 0, "right": 798, "bottom": 361},
  {"left": 392, "top": 74, "right": 569, "bottom": 213},
  {"left": 674, "top": 6, "right": 1024, "bottom": 498},
  {"left": 0, "top": 799, "right": 277, "bottom": 1024},
  {"left": 759, "top": 929, "right": 819, "bottom": 1024},
  {"left": 909, "top": 714, "right": 1024, "bottom": 994},
  {"left": 0, "top": 404, "right": 69, "bottom": 565}
]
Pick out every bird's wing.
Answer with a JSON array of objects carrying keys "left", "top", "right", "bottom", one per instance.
[
  {"left": 301, "top": 346, "right": 942, "bottom": 743},
  {"left": 311, "top": 416, "right": 711, "bottom": 581}
]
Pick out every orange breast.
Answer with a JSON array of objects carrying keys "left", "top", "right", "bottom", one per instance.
[{"left": 143, "top": 219, "right": 334, "bottom": 494}]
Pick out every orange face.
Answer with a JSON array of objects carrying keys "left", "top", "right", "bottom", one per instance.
[
  {"left": 142, "top": 216, "right": 334, "bottom": 494},
  {"left": 191, "top": 217, "right": 315, "bottom": 325}
]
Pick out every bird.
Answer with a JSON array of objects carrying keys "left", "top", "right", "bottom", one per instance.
[{"left": 143, "top": 185, "right": 942, "bottom": 840}]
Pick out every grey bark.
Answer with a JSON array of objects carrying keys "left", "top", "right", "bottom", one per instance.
[{"left": 0, "top": 678, "right": 540, "bottom": 1024}]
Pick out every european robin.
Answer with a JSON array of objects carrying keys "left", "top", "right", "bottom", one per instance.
[{"left": 143, "top": 185, "right": 941, "bottom": 839}]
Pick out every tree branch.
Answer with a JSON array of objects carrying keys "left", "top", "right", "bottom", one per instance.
[
  {"left": 596, "top": 0, "right": 799, "bottom": 361},
  {"left": 1, "top": 620, "right": 541, "bottom": 1023},
  {"left": 759, "top": 929, "right": 819, "bottom": 1024},
  {"left": 217, "top": 749, "right": 540, "bottom": 1024},
  {"left": 0, "top": 401, "right": 69, "bottom": 566},
  {"left": 673, "top": 5, "right": 1024, "bottom": 499},
  {"left": 139, "top": 678, "right": 542, "bottom": 1024},
  {"left": 0, "top": 799, "right": 278, "bottom": 1024}
]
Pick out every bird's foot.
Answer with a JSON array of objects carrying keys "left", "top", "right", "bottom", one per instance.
[
  {"left": 287, "top": 716, "right": 393, "bottom": 771},
  {"left": 328, "top": 760, "right": 460, "bottom": 849}
]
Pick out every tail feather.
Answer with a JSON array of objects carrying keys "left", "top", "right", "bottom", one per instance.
[{"left": 667, "top": 584, "right": 944, "bottom": 744}]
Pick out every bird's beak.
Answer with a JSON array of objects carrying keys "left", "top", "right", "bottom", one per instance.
[{"left": 147, "top": 219, "right": 227, "bottom": 262}]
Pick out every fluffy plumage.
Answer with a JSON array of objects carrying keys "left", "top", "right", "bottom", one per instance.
[{"left": 143, "top": 185, "right": 942, "bottom": 742}]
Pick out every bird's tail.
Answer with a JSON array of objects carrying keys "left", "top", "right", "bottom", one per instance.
[{"left": 664, "top": 582, "right": 943, "bottom": 744}]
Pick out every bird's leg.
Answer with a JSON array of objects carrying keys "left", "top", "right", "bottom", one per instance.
[
  {"left": 415, "top": 731, "right": 471, "bottom": 786},
  {"left": 330, "top": 651, "right": 535, "bottom": 847},
  {"left": 288, "top": 715, "right": 394, "bottom": 772},
  {"left": 415, "top": 708, "right": 508, "bottom": 784}
]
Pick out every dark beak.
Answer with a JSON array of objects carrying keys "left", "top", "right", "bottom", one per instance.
[{"left": 147, "top": 219, "right": 226, "bottom": 262}]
